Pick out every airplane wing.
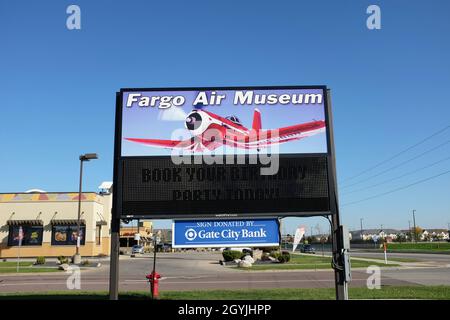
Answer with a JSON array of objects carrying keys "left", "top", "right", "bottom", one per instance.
[
  {"left": 276, "top": 120, "right": 326, "bottom": 139},
  {"left": 223, "top": 120, "right": 326, "bottom": 149},
  {"left": 124, "top": 137, "right": 197, "bottom": 150},
  {"left": 124, "top": 137, "right": 223, "bottom": 152}
]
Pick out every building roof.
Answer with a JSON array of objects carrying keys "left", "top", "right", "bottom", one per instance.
[{"left": 0, "top": 192, "right": 100, "bottom": 203}]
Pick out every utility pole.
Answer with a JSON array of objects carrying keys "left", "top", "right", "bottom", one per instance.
[
  {"left": 408, "top": 220, "right": 411, "bottom": 242},
  {"left": 412, "top": 210, "right": 417, "bottom": 243},
  {"left": 360, "top": 218, "right": 364, "bottom": 240}
]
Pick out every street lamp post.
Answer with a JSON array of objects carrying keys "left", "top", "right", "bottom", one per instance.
[
  {"left": 412, "top": 210, "right": 417, "bottom": 243},
  {"left": 73, "top": 153, "right": 98, "bottom": 264}
]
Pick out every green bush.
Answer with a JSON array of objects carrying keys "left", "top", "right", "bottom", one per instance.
[
  {"left": 81, "top": 259, "right": 90, "bottom": 266},
  {"left": 269, "top": 251, "right": 281, "bottom": 259},
  {"left": 222, "top": 250, "right": 244, "bottom": 262},
  {"left": 35, "top": 256, "right": 46, "bottom": 265},
  {"left": 57, "top": 256, "right": 69, "bottom": 264},
  {"left": 278, "top": 251, "right": 291, "bottom": 263},
  {"left": 269, "top": 251, "right": 290, "bottom": 263}
]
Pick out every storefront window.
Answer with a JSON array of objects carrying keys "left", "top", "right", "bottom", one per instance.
[
  {"left": 51, "top": 225, "right": 86, "bottom": 246},
  {"left": 8, "top": 225, "right": 43, "bottom": 246}
]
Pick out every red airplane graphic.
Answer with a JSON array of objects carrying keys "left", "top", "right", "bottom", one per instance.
[{"left": 124, "top": 109, "right": 326, "bottom": 152}]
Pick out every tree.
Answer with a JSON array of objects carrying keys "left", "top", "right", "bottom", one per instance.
[
  {"left": 395, "top": 233, "right": 406, "bottom": 243},
  {"left": 412, "top": 226, "right": 423, "bottom": 241}
]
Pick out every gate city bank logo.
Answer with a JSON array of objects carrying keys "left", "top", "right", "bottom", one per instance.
[{"left": 185, "top": 228, "right": 197, "bottom": 241}]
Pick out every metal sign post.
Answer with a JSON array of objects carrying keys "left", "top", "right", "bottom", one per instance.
[
  {"left": 326, "top": 90, "right": 349, "bottom": 300},
  {"left": 17, "top": 226, "right": 23, "bottom": 273},
  {"left": 151, "top": 234, "right": 157, "bottom": 299},
  {"left": 109, "top": 92, "right": 122, "bottom": 300}
]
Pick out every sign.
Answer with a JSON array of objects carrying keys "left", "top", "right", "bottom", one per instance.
[
  {"left": 292, "top": 226, "right": 306, "bottom": 252},
  {"left": 172, "top": 218, "right": 280, "bottom": 248},
  {"left": 51, "top": 225, "right": 85, "bottom": 246},
  {"left": 113, "top": 86, "right": 337, "bottom": 219},
  {"left": 8, "top": 225, "right": 43, "bottom": 246}
]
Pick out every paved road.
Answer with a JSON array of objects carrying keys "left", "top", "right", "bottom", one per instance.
[
  {"left": 350, "top": 250, "right": 450, "bottom": 265},
  {"left": 1, "top": 252, "right": 449, "bottom": 293},
  {"left": 308, "top": 249, "right": 450, "bottom": 266}
]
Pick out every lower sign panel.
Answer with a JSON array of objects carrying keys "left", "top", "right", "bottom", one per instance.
[
  {"left": 172, "top": 218, "right": 280, "bottom": 248},
  {"left": 120, "top": 156, "right": 330, "bottom": 218}
]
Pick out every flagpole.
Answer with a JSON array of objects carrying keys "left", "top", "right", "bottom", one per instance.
[
  {"left": 17, "top": 226, "right": 23, "bottom": 273},
  {"left": 16, "top": 244, "right": 20, "bottom": 272}
]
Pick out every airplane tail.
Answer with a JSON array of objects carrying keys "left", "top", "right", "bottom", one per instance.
[{"left": 252, "top": 108, "right": 262, "bottom": 130}]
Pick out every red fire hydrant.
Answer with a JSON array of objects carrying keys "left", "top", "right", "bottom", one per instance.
[{"left": 146, "top": 271, "right": 161, "bottom": 298}]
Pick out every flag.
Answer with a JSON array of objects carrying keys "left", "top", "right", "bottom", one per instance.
[
  {"left": 18, "top": 226, "right": 24, "bottom": 246},
  {"left": 292, "top": 226, "right": 305, "bottom": 252}
]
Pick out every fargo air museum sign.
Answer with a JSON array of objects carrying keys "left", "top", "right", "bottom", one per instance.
[
  {"left": 113, "top": 86, "right": 332, "bottom": 218},
  {"left": 109, "top": 86, "right": 348, "bottom": 300}
]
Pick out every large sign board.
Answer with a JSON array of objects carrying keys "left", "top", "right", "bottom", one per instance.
[
  {"left": 113, "top": 86, "right": 336, "bottom": 218},
  {"left": 172, "top": 218, "right": 280, "bottom": 248}
]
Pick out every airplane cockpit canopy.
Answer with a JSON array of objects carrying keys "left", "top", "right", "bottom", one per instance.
[{"left": 226, "top": 115, "right": 242, "bottom": 125}]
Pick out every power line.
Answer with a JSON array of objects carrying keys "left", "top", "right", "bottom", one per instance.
[
  {"left": 341, "top": 169, "right": 450, "bottom": 207},
  {"left": 340, "top": 125, "right": 450, "bottom": 183},
  {"left": 341, "top": 155, "right": 450, "bottom": 196},
  {"left": 340, "top": 139, "right": 450, "bottom": 190}
]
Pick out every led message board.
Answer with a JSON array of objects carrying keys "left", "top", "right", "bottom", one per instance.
[{"left": 113, "top": 86, "right": 336, "bottom": 218}]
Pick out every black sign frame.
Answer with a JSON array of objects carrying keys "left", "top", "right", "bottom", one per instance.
[{"left": 112, "top": 86, "right": 338, "bottom": 219}]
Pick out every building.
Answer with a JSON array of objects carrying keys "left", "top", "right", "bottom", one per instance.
[
  {"left": 420, "top": 229, "right": 449, "bottom": 241},
  {"left": 153, "top": 228, "right": 172, "bottom": 244},
  {"left": 120, "top": 221, "right": 153, "bottom": 249},
  {"left": 0, "top": 182, "right": 112, "bottom": 258},
  {"left": 350, "top": 229, "right": 401, "bottom": 242}
]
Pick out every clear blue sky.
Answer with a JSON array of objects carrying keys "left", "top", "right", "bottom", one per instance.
[{"left": 1, "top": 1, "right": 449, "bottom": 233}]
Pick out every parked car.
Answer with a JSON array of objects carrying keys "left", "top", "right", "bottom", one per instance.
[
  {"left": 300, "top": 244, "right": 316, "bottom": 254},
  {"left": 156, "top": 243, "right": 172, "bottom": 252},
  {"left": 162, "top": 243, "right": 172, "bottom": 252},
  {"left": 131, "top": 245, "right": 144, "bottom": 254}
]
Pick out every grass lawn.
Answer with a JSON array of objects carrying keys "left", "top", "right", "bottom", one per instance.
[
  {"left": 0, "top": 286, "right": 449, "bottom": 300},
  {"left": 240, "top": 254, "right": 398, "bottom": 271},
  {"left": 0, "top": 261, "right": 61, "bottom": 273},
  {"left": 0, "top": 261, "right": 34, "bottom": 267},
  {"left": 383, "top": 242, "right": 450, "bottom": 252},
  {"left": 361, "top": 253, "right": 421, "bottom": 263}
]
